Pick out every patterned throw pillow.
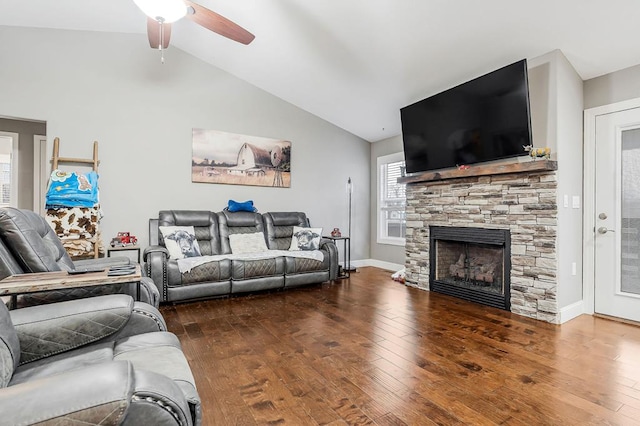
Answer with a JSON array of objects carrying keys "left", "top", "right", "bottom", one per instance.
[
  {"left": 289, "top": 226, "right": 322, "bottom": 251},
  {"left": 229, "top": 232, "right": 268, "bottom": 254},
  {"left": 159, "top": 226, "right": 202, "bottom": 259}
]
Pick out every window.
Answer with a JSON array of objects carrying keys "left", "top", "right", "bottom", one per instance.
[{"left": 377, "top": 152, "right": 406, "bottom": 245}]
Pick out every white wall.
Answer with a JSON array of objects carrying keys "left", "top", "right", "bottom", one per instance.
[
  {"left": 529, "top": 50, "right": 584, "bottom": 313},
  {"left": 554, "top": 53, "right": 585, "bottom": 309},
  {"left": 584, "top": 63, "right": 640, "bottom": 109},
  {"left": 369, "top": 134, "right": 405, "bottom": 267},
  {"left": 0, "top": 26, "right": 371, "bottom": 260}
]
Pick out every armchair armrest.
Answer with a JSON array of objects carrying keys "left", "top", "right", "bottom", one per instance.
[
  {"left": 10, "top": 294, "right": 159, "bottom": 364},
  {"left": 0, "top": 361, "right": 192, "bottom": 426},
  {"left": 1, "top": 361, "right": 133, "bottom": 425}
]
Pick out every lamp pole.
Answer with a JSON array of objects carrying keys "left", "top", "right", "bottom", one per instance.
[
  {"left": 347, "top": 177, "right": 352, "bottom": 238},
  {"left": 346, "top": 177, "right": 355, "bottom": 272}
]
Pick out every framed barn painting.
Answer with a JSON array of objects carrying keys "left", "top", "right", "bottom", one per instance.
[{"left": 192, "top": 129, "right": 291, "bottom": 188}]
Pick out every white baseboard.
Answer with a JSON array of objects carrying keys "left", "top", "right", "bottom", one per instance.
[
  {"left": 350, "top": 259, "right": 404, "bottom": 272},
  {"left": 558, "top": 300, "right": 585, "bottom": 324}
]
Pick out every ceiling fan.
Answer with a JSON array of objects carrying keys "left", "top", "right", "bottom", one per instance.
[{"left": 133, "top": 0, "right": 254, "bottom": 59}]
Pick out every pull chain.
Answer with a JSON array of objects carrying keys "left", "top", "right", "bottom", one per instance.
[{"left": 158, "top": 17, "right": 165, "bottom": 64}]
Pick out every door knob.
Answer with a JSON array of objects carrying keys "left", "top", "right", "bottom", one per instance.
[
  {"left": 598, "top": 213, "right": 608, "bottom": 220},
  {"left": 598, "top": 227, "right": 615, "bottom": 234}
]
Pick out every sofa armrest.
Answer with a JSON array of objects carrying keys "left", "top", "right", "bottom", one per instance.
[
  {"left": 0, "top": 361, "right": 192, "bottom": 426},
  {"left": 144, "top": 245, "right": 170, "bottom": 302},
  {"left": 10, "top": 294, "right": 144, "bottom": 364},
  {"left": 144, "top": 245, "right": 169, "bottom": 262},
  {"left": 319, "top": 238, "right": 339, "bottom": 280}
]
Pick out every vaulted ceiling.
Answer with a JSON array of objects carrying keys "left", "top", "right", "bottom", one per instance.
[{"left": 1, "top": 0, "right": 639, "bottom": 142}]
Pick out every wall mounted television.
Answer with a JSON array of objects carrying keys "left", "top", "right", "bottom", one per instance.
[{"left": 400, "top": 59, "right": 533, "bottom": 174}]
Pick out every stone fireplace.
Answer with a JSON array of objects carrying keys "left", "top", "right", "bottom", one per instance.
[{"left": 399, "top": 160, "right": 558, "bottom": 323}]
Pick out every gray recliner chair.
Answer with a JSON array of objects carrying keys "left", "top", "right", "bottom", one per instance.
[
  {"left": 0, "top": 294, "right": 201, "bottom": 425},
  {"left": 0, "top": 207, "right": 160, "bottom": 308}
]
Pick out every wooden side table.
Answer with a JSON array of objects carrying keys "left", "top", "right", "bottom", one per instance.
[
  {"left": 0, "top": 266, "right": 142, "bottom": 309},
  {"left": 107, "top": 245, "right": 141, "bottom": 263}
]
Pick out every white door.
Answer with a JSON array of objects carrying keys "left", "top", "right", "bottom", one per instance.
[
  {"left": 0, "top": 131, "right": 19, "bottom": 208},
  {"left": 33, "top": 135, "right": 47, "bottom": 214},
  {"left": 594, "top": 107, "right": 640, "bottom": 322}
]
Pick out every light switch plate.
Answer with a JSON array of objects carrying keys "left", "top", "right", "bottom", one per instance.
[{"left": 572, "top": 195, "right": 580, "bottom": 209}]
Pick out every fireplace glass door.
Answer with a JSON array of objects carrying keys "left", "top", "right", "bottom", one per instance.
[{"left": 435, "top": 241, "right": 505, "bottom": 295}]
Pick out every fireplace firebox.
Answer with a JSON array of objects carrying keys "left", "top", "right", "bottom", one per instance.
[{"left": 430, "top": 226, "right": 510, "bottom": 310}]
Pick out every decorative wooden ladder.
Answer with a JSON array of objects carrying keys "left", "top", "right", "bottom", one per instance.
[{"left": 50, "top": 137, "right": 100, "bottom": 259}]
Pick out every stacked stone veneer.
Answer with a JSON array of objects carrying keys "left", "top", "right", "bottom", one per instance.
[{"left": 405, "top": 170, "right": 558, "bottom": 323}]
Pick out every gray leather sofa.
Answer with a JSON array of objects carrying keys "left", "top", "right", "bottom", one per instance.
[
  {"left": 145, "top": 210, "right": 339, "bottom": 303},
  {"left": 0, "top": 207, "right": 159, "bottom": 308},
  {"left": 0, "top": 294, "right": 201, "bottom": 425}
]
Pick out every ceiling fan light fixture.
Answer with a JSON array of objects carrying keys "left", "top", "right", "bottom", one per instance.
[{"left": 133, "top": 0, "right": 187, "bottom": 23}]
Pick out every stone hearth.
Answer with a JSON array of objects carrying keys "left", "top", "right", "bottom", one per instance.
[{"left": 400, "top": 160, "right": 558, "bottom": 323}]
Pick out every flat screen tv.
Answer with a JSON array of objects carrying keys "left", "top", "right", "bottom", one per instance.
[{"left": 400, "top": 59, "right": 532, "bottom": 174}]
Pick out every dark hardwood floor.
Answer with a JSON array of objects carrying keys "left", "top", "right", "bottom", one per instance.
[{"left": 160, "top": 267, "right": 640, "bottom": 425}]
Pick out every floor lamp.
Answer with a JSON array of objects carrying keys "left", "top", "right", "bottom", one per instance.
[{"left": 346, "top": 177, "right": 356, "bottom": 272}]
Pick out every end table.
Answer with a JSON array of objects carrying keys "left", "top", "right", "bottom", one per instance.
[
  {"left": 107, "top": 245, "right": 141, "bottom": 264},
  {"left": 322, "top": 235, "right": 353, "bottom": 279}
]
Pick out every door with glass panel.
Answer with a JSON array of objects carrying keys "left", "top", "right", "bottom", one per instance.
[{"left": 595, "top": 108, "right": 640, "bottom": 322}]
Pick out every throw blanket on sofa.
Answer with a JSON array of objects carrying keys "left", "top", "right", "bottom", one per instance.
[{"left": 177, "top": 250, "right": 324, "bottom": 273}]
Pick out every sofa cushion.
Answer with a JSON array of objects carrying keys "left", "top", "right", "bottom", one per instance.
[
  {"left": 218, "top": 210, "right": 264, "bottom": 254},
  {"left": 232, "top": 257, "right": 285, "bottom": 280},
  {"left": 263, "top": 212, "right": 310, "bottom": 250},
  {"left": 229, "top": 232, "right": 268, "bottom": 254},
  {"left": 173, "top": 258, "right": 232, "bottom": 285},
  {"left": 289, "top": 226, "right": 323, "bottom": 251},
  {"left": 285, "top": 256, "right": 328, "bottom": 274},
  {"left": 159, "top": 226, "right": 202, "bottom": 259},
  {"left": 158, "top": 210, "right": 222, "bottom": 256}
]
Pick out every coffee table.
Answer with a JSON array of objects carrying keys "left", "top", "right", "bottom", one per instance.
[{"left": 0, "top": 265, "right": 142, "bottom": 309}]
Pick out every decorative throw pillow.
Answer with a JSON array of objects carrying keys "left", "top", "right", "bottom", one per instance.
[
  {"left": 229, "top": 232, "right": 268, "bottom": 254},
  {"left": 289, "top": 226, "right": 322, "bottom": 251},
  {"left": 227, "top": 200, "right": 257, "bottom": 212},
  {"left": 158, "top": 226, "right": 202, "bottom": 259}
]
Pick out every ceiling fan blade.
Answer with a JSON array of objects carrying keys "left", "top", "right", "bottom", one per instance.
[
  {"left": 184, "top": 1, "right": 255, "bottom": 45},
  {"left": 147, "top": 18, "right": 172, "bottom": 49}
]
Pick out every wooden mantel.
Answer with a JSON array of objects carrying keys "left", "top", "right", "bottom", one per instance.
[{"left": 397, "top": 159, "right": 557, "bottom": 184}]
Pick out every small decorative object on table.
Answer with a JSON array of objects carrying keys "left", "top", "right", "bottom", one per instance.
[
  {"left": 110, "top": 232, "right": 137, "bottom": 247},
  {"left": 523, "top": 145, "right": 551, "bottom": 160},
  {"left": 457, "top": 164, "right": 470, "bottom": 170},
  {"left": 331, "top": 227, "right": 342, "bottom": 237}
]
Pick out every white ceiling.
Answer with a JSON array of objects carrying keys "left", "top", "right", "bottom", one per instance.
[{"left": 1, "top": 0, "right": 639, "bottom": 142}]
